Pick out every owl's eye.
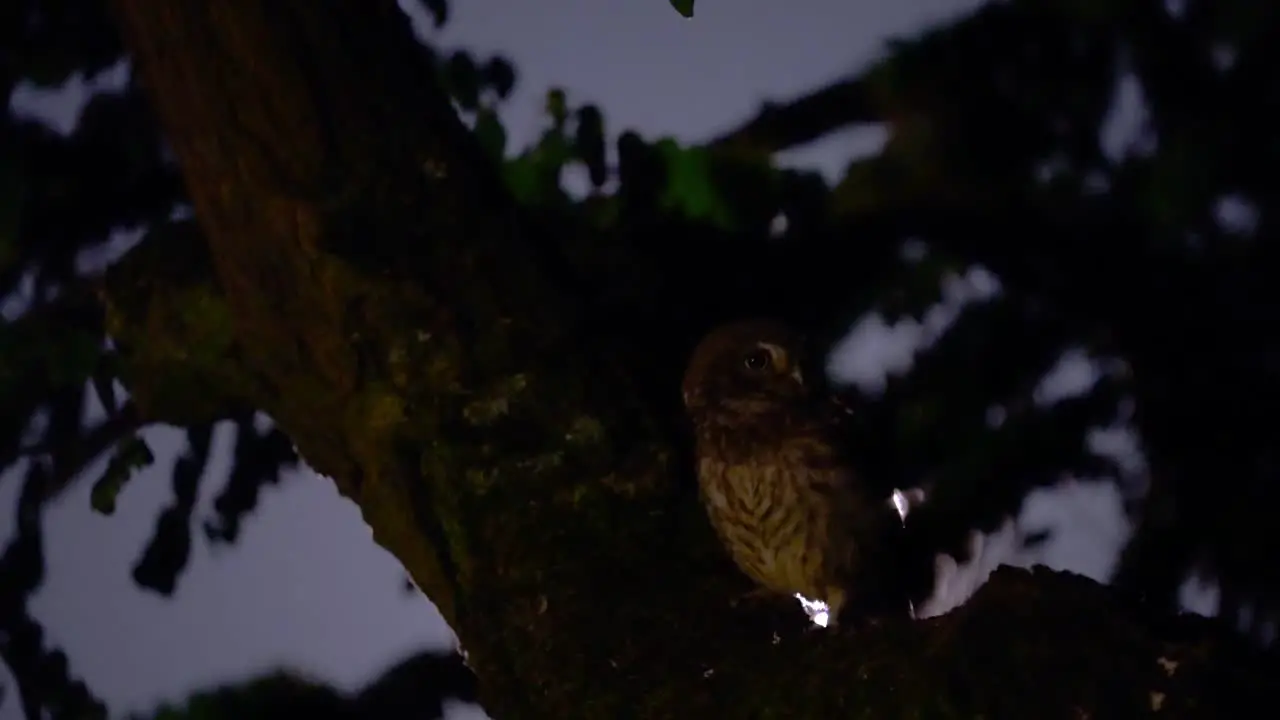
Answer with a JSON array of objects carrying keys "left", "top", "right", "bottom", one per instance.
[{"left": 743, "top": 348, "right": 772, "bottom": 371}]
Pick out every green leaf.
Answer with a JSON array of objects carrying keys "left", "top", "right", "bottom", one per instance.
[
  {"left": 474, "top": 108, "right": 507, "bottom": 162},
  {"left": 503, "top": 130, "right": 573, "bottom": 205},
  {"left": 669, "top": 0, "right": 695, "bottom": 18},
  {"left": 90, "top": 435, "right": 155, "bottom": 515},
  {"left": 545, "top": 88, "right": 568, "bottom": 129},
  {"left": 655, "top": 138, "right": 735, "bottom": 228},
  {"left": 503, "top": 156, "right": 542, "bottom": 205}
]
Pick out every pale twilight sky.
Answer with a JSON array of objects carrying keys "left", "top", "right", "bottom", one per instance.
[{"left": 1, "top": 1, "right": 1183, "bottom": 718}]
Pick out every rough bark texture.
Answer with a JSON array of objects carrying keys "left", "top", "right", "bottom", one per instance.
[{"left": 104, "top": 2, "right": 1275, "bottom": 718}]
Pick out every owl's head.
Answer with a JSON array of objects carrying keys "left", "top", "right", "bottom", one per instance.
[{"left": 682, "top": 319, "right": 809, "bottom": 419}]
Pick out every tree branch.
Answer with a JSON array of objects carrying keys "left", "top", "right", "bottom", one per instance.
[{"left": 708, "top": 77, "right": 881, "bottom": 154}]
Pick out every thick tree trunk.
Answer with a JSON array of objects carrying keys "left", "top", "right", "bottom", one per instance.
[{"left": 104, "top": 2, "right": 1274, "bottom": 717}]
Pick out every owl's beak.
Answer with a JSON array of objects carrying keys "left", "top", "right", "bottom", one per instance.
[{"left": 790, "top": 366, "right": 804, "bottom": 386}]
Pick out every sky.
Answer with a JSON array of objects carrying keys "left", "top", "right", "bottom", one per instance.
[{"left": 0, "top": 0, "right": 1216, "bottom": 718}]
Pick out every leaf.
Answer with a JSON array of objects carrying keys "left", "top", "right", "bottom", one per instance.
[
  {"left": 503, "top": 156, "right": 543, "bottom": 206},
  {"left": 0, "top": 317, "right": 105, "bottom": 395},
  {"left": 91, "top": 352, "right": 121, "bottom": 416},
  {"left": 90, "top": 435, "right": 155, "bottom": 515},
  {"left": 419, "top": 0, "right": 449, "bottom": 27},
  {"left": 503, "top": 130, "right": 573, "bottom": 205},
  {"left": 574, "top": 105, "right": 608, "bottom": 187},
  {"left": 654, "top": 138, "right": 734, "bottom": 228},
  {"left": 669, "top": 0, "right": 695, "bottom": 19},
  {"left": 46, "top": 329, "right": 104, "bottom": 389},
  {"left": 482, "top": 56, "right": 517, "bottom": 100},
  {"left": 446, "top": 51, "right": 481, "bottom": 110},
  {"left": 545, "top": 88, "right": 568, "bottom": 129},
  {"left": 474, "top": 108, "right": 507, "bottom": 162}
]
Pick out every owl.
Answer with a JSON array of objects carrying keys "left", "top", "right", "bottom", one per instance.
[{"left": 682, "top": 319, "right": 913, "bottom": 625}]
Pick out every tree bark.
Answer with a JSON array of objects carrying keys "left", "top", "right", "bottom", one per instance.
[{"left": 104, "top": 2, "right": 1275, "bottom": 718}]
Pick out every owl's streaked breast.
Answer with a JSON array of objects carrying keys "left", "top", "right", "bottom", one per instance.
[{"left": 696, "top": 448, "right": 843, "bottom": 605}]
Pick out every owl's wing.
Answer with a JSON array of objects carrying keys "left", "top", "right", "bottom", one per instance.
[
  {"left": 779, "top": 424, "right": 873, "bottom": 592},
  {"left": 794, "top": 405, "right": 924, "bottom": 620}
]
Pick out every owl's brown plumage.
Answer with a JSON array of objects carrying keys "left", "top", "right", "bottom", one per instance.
[{"left": 682, "top": 319, "right": 893, "bottom": 623}]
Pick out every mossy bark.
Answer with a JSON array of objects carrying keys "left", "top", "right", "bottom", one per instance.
[{"left": 104, "top": 2, "right": 1275, "bottom": 718}]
